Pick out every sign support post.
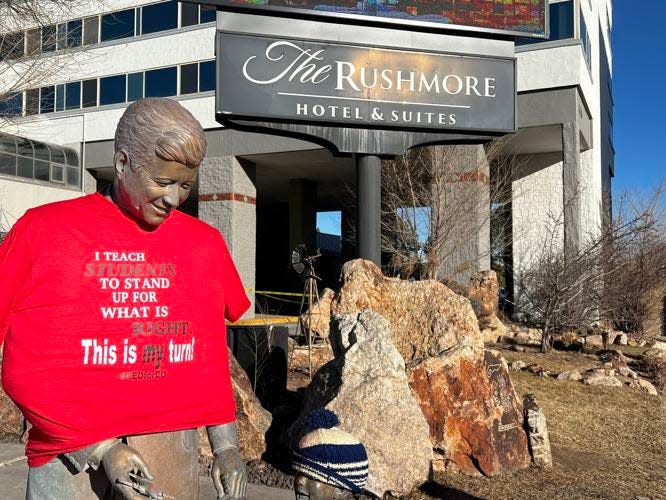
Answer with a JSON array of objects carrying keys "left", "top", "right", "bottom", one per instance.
[{"left": 356, "top": 154, "right": 382, "bottom": 264}]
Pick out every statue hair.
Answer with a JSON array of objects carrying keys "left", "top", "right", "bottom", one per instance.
[{"left": 114, "top": 98, "right": 207, "bottom": 170}]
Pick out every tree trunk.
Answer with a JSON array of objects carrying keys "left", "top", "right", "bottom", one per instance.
[{"left": 541, "top": 322, "right": 550, "bottom": 354}]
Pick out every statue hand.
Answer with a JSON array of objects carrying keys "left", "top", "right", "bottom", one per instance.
[
  {"left": 211, "top": 447, "right": 247, "bottom": 500},
  {"left": 101, "top": 442, "right": 155, "bottom": 500}
]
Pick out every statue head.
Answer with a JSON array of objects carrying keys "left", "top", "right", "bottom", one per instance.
[
  {"left": 112, "top": 98, "right": 207, "bottom": 227},
  {"left": 293, "top": 409, "right": 368, "bottom": 500}
]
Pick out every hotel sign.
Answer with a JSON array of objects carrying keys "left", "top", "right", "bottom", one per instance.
[{"left": 217, "top": 33, "right": 516, "bottom": 134}]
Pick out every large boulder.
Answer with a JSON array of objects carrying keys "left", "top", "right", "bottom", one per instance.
[
  {"left": 0, "top": 350, "right": 24, "bottom": 441},
  {"left": 408, "top": 347, "right": 531, "bottom": 477},
  {"left": 332, "top": 259, "right": 482, "bottom": 366},
  {"left": 291, "top": 312, "right": 433, "bottom": 497},
  {"left": 199, "top": 350, "right": 272, "bottom": 467},
  {"left": 466, "top": 271, "right": 508, "bottom": 343}
]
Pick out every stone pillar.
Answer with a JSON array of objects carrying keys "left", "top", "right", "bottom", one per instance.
[
  {"left": 562, "top": 121, "right": 583, "bottom": 259},
  {"left": 288, "top": 179, "right": 317, "bottom": 252},
  {"left": 198, "top": 156, "right": 256, "bottom": 319},
  {"left": 435, "top": 145, "right": 491, "bottom": 287}
]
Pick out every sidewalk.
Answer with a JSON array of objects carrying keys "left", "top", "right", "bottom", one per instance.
[{"left": 0, "top": 443, "right": 292, "bottom": 500}]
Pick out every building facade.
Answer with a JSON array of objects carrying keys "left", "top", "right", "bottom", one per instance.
[{"left": 0, "top": 0, "right": 613, "bottom": 316}]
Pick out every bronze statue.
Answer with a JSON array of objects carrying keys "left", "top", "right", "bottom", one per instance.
[
  {"left": 9, "top": 98, "right": 249, "bottom": 500},
  {"left": 292, "top": 409, "right": 368, "bottom": 500},
  {"left": 294, "top": 474, "right": 355, "bottom": 500}
]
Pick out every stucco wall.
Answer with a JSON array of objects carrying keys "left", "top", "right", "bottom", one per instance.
[
  {"left": 512, "top": 152, "right": 565, "bottom": 274},
  {"left": 0, "top": 177, "right": 82, "bottom": 228}
]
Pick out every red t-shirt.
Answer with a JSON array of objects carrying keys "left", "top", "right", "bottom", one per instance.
[{"left": 0, "top": 193, "right": 250, "bottom": 467}]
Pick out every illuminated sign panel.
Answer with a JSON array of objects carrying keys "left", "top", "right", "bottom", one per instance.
[{"left": 211, "top": 0, "right": 547, "bottom": 37}]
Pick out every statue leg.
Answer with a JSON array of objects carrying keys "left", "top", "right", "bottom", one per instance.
[
  {"left": 126, "top": 429, "right": 199, "bottom": 500},
  {"left": 26, "top": 456, "right": 109, "bottom": 500}
]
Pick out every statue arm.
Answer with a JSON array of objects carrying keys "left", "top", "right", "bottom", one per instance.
[
  {"left": 63, "top": 438, "right": 121, "bottom": 472},
  {"left": 207, "top": 422, "right": 247, "bottom": 499}
]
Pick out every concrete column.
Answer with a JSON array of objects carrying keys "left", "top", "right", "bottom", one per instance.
[
  {"left": 288, "top": 179, "right": 317, "bottom": 252},
  {"left": 562, "top": 121, "right": 583, "bottom": 258},
  {"left": 198, "top": 156, "right": 256, "bottom": 319},
  {"left": 434, "top": 145, "right": 491, "bottom": 287},
  {"left": 356, "top": 155, "right": 382, "bottom": 265}
]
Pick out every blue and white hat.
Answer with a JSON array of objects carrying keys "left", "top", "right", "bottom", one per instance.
[{"left": 293, "top": 409, "right": 369, "bottom": 493}]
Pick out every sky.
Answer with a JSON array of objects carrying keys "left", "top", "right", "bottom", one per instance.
[
  {"left": 317, "top": 2, "right": 666, "bottom": 235},
  {"left": 611, "top": 1, "right": 666, "bottom": 199}
]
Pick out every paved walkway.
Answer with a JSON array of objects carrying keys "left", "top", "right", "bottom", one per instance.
[{"left": 0, "top": 443, "right": 292, "bottom": 500}]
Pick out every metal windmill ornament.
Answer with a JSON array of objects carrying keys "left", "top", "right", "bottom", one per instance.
[{"left": 291, "top": 244, "right": 321, "bottom": 380}]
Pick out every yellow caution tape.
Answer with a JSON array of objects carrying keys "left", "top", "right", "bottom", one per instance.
[{"left": 228, "top": 316, "right": 299, "bottom": 326}]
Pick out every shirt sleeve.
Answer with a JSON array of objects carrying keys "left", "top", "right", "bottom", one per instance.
[
  {"left": 216, "top": 233, "right": 251, "bottom": 323},
  {"left": 0, "top": 212, "right": 35, "bottom": 346}
]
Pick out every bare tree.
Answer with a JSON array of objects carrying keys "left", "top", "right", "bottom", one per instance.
[
  {"left": 515, "top": 186, "right": 663, "bottom": 352},
  {"left": 379, "top": 139, "right": 521, "bottom": 282},
  {"left": 1, "top": 0, "right": 101, "bottom": 125},
  {"left": 602, "top": 186, "right": 666, "bottom": 339}
]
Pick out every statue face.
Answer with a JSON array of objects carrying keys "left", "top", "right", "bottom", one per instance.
[
  {"left": 294, "top": 474, "right": 353, "bottom": 500},
  {"left": 115, "top": 153, "right": 197, "bottom": 227}
]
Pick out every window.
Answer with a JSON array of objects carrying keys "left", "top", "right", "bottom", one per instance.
[
  {"left": 83, "top": 16, "right": 100, "bottom": 45},
  {"left": 135, "top": 8, "right": 142, "bottom": 36},
  {"left": 82, "top": 79, "right": 98, "bottom": 108},
  {"left": 33, "top": 142, "right": 49, "bottom": 162},
  {"left": 0, "top": 94, "right": 23, "bottom": 117},
  {"left": 66, "top": 166, "right": 80, "bottom": 187},
  {"left": 0, "top": 133, "right": 80, "bottom": 187},
  {"left": 200, "top": 5, "right": 216, "bottom": 23},
  {"left": 51, "top": 164, "right": 65, "bottom": 183},
  {"left": 100, "top": 74, "right": 127, "bottom": 105},
  {"left": 67, "top": 20, "right": 83, "bottom": 48},
  {"left": 16, "top": 136, "right": 32, "bottom": 157},
  {"left": 65, "top": 149, "right": 79, "bottom": 167},
  {"left": 550, "top": 1, "right": 574, "bottom": 40},
  {"left": 17, "top": 156, "right": 33, "bottom": 179},
  {"left": 56, "top": 85, "right": 65, "bottom": 112},
  {"left": 0, "top": 32, "right": 25, "bottom": 61},
  {"left": 142, "top": 1, "right": 178, "bottom": 35},
  {"left": 181, "top": 3, "right": 199, "bottom": 27},
  {"left": 35, "top": 160, "right": 50, "bottom": 181},
  {"left": 0, "top": 154, "right": 16, "bottom": 176},
  {"left": 516, "top": 0, "right": 574, "bottom": 46},
  {"left": 66, "top": 82, "right": 81, "bottom": 110},
  {"left": 180, "top": 64, "right": 198, "bottom": 95},
  {"left": 101, "top": 9, "right": 135, "bottom": 42},
  {"left": 42, "top": 25, "right": 57, "bottom": 52},
  {"left": 199, "top": 61, "right": 215, "bottom": 92},
  {"left": 145, "top": 67, "right": 177, "bottom": 98},
  {"left": 580, "top": 8, "right": 592, "bottom": 72},
  {"left": 49, "top": 146, "right": 65, "bottom": 165},
  {"left": 40, "top": 86, "right": 55, "bottom": 113},
  {"left": 128, "top": 72, "right": 144, "bottom": 101}
]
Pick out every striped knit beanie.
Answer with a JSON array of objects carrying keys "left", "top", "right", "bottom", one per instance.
[{"left": 293, "top": 409, "right": 369, "bottom": 493}]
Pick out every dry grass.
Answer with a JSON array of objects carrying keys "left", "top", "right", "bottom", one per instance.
[
  {"left": 408, "top": 361, "right": 666, "bottom": 500},
  {"left": 498, "top": 346, "right": 601, "bottom": 373}
]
